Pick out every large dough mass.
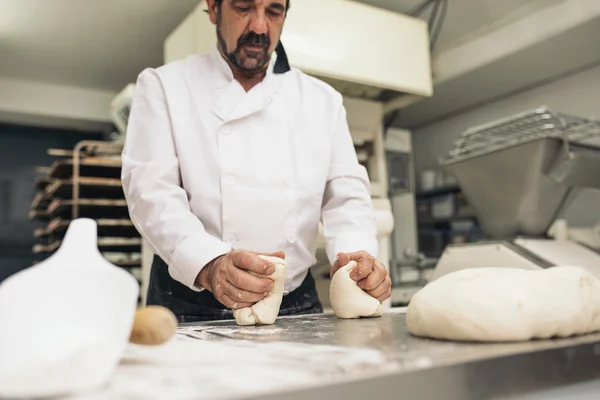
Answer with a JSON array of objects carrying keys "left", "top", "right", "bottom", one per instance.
[
  {"left": 233, "top": 255, "right": 287, "bottom": 326},
  {"left": 330, "top": 261, "right": 384, "bottom": 319},
  {"left": 406, "top": 266, "right": 600, "bottom": 342}
]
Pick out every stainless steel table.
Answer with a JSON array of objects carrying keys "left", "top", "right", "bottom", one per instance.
[{"left": 74, "top": 308, "right": 600, "bottom": 400}]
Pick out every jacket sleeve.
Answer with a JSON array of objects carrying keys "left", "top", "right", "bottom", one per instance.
[
  {"left": 320, "top": 97, "right": 379, "bottom": 264},
  {"left": 121, "top": 68, "right": 231, "bottom": 291}
]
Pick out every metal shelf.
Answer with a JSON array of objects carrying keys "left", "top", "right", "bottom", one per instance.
[
  {"left": 48, "top": 157, "right": 121, "bottom": 179},
  {"left": 33, "top": 237, "right": 142, "bottom": 254},
  {"left": 46, "top": 198, "right": 130, "bottom": 219},
  {"left": 443, "top": 106, "right": 600, "bottom": 164},
  {"left": 36, "top": 218, "right": 140, "bottom": 242},
  {"left": 29, "top": 140, "right": 141, "bottom": 303},
  {"left": 46, "top": 177, "right": 124, "bottom": 199}
]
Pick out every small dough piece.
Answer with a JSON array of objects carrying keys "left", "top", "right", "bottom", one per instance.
[
  {"left": 233, "top": 255, "right": 287, "bottom": 326},
  {"left": 129, "top": 306, "right": 178, "bottom": 346},
  {"left": 330, "top": 261, "right": 384, "bottom": 319},
  {"left": 406, "top": 266, "right": 600, "bottom": 342}
]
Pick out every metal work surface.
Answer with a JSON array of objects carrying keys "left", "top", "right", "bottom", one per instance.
[{"left": 63, "top": 308, "right": 600, "bottom": 400}]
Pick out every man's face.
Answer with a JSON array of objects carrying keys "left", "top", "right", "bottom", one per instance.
[{"left": 208, "top": 0, "right": 287, "bottom": 73}]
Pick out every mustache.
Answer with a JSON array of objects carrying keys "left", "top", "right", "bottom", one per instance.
[{"left": 237, "top": 32, "right": 270, "bottom": 50}]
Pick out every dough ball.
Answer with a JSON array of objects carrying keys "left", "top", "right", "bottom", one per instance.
[
  {"left": 129, "top": 305, "right": 178, "bottom": 346},
  {"left": 406, "top": 266, "right": 600, "bottom": 342},
  {"left": 330, "top": 260, "right": 384, "bottom": 319},
  {"left": 233, "top": 255, "right": 287, "bottom": 326}
]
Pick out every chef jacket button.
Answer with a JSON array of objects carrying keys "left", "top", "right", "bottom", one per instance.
[
  {"left": 284, "top": 179, "right": 291, "bottom": 187},
  {"left": 225, "top": 175, "right": 236, "bottom": 186},
  {"left": 221, "top": 127, "right": 231, "bottom": 135},
  {"left": 286, "top": 233, "right": 296, "bottom": 243},
  {"left": 278, "top": 131, "right": 285, "bottom": 138}
]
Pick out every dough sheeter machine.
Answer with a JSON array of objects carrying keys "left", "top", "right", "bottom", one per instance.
[{"left": 433, "top": 106, "right": 600, "bottom": 281}]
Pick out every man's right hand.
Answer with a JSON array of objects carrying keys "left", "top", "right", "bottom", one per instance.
[{"left": 196, "top": 250, "right": 284, "bottom": 310}]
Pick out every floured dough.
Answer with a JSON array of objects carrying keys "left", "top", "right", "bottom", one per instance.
[
  {"left": 406, "top": 266, "right": 600, "bottom": 342},
  {"left": 330, "top": 261, "right": 384, "bottom": 319},
  {"left": 234, "top": 256, "right": 287, "bottom": 326}
]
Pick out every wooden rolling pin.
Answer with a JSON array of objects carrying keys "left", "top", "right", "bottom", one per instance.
[{"left": 129, "top": 305, "right": 178, "bottom": 346}]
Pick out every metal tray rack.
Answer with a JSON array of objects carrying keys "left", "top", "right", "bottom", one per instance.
[
  {"left": 29, "top": 140, "right": 142, "bottom": 296},
  {"left": 442, "top": 106, "right": 600, "bottom": 165}
]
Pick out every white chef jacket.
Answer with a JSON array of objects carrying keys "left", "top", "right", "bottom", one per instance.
[{"left": 121, "top": 46, "right": 378, "bottom": 295}]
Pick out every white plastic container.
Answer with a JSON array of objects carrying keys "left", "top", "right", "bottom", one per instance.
[{"left": 0, "top": 218, "right": 139, "bottom": 398}]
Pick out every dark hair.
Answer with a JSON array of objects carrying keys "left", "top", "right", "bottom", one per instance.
[{"left": 215, "top": 0, "right": 290, "bottom": 9}]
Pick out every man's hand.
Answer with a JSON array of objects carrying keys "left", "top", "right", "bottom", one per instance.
[
  {"left": 196, "top": 250, "right": 285, "bottom": 310},
  {"left": 331, "top": 251, "right": 392, "bottom": 302}
]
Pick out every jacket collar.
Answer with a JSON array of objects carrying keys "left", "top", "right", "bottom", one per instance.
[
  {"left": 209, "top": 45, "right": 281, "bottom": 122},
  {"left": 209, "top": 45, "right": 235, "bottom": 82}
]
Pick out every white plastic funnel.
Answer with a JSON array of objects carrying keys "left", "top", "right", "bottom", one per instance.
[{"left": 0, "top": 218, "right": 139, "bottom": 398}]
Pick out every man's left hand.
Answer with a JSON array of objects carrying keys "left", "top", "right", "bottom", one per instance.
[{"left": 331, "top": 251, "right": 392, "bottom": 302}]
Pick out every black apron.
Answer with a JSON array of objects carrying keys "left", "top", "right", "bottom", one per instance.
[{"left": 146, "top": 255, "right": 323, "bottom": 323}]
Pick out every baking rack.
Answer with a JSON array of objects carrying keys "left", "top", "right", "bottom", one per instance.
[
  {"left": 29, "top": 140, "right": 142, "bottom": 297},
  {"left": 442, "top": 106, "right": 600, "bottom": 164}
]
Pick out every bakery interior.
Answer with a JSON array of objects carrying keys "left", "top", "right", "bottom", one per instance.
[{"left": 2, "top": 0, "right": 600, "bottom": 399}]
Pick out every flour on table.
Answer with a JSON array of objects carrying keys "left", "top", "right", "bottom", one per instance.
[
  {"left": 63, "top": 333, "right": 392, "bottom": 400},
  {"left": 406, "top": 266, "right": 600, "bottom": 342}
]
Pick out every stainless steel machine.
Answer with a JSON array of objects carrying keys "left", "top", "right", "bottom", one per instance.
[{"left": 433, "top": 106, "right": 600, "bottom": 280}]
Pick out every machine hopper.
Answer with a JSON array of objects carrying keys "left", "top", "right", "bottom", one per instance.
[{"left": 432, "top": 107, "right": 600, "bottom": 280}]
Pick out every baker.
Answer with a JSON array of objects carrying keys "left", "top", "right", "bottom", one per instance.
[{"left": 121, "top": 0, "right": 392, "bottom": 323}]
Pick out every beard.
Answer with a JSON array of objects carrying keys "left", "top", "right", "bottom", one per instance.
[{"left": 217, "top": 18, "right": 271, "bottom": 73}]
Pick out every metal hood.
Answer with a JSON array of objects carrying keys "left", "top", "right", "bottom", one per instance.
[
  {"left": 279, "top": 0, "right": 433, "bottom": 103},
  {"left": 164, "top": 0, "right": 433, "bottom": 107}
]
